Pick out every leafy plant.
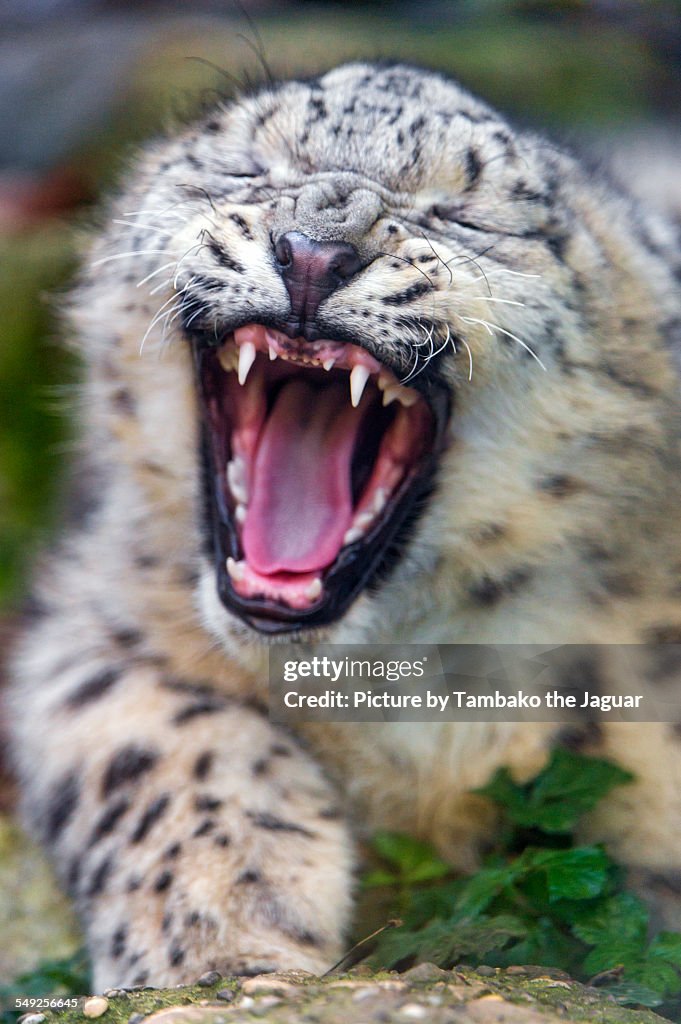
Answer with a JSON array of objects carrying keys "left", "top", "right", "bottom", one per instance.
[{"left": 365, "top": 749, "right": 681, "bottom": 1016}]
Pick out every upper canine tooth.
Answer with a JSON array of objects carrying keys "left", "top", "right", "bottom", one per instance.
[
  {"left": 350, "top": 365, "right": 370, "bottom": 408},
  {"left": 268, "top": 345, "right": 277, "bottom": 361},
  {"left": 238, "top": 341, "right": 257, "bottom": 384},
  {"left": 323, "top": 358, "right": 335, "bottom": 371}
]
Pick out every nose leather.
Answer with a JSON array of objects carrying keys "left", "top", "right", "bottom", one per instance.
[{"left": 274, "top": 231, "right": 361, "bottom": 337}]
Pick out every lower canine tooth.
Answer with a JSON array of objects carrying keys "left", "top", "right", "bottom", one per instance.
[
  {"left": 226, "top": 557, "right": 245, "bottom": 582},
  {"left": 218, "top": 343, "right": 237, "bottom": 372},
  {"left": 235, "top": 504, "right": 247, "bottom": 524},
  {"left": 306, "top": 578, "right": 322, "bottom": 600},
  {"left": 350, "top": 364, "right": 370, "bottom": 407},
  {"left": 237, "top": 340, "right": 256, "bottom": 384},
  {"left": 343, "top": 526, "right": 364, "bottom": 545}
]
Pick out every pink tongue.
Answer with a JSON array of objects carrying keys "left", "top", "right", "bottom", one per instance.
[{"left": 243, "top": 379, "right": 366, "bottom": 574}]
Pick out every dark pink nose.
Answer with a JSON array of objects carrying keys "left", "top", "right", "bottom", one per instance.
[{"left": 274, "top": 231, "right": 361, "bottom": 337}]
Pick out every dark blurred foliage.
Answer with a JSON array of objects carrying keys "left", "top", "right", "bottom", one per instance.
[{"left": 0, "top": 0, "right": 680, "bottom": 609}]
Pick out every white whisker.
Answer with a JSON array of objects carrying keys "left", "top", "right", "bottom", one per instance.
[{"left": 458, "top": 315, "right": 547, "bottom": 371}]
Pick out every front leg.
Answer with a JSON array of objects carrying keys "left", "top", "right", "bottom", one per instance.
[{"left": 10, "top": 657, "right": 353, "bottom": 990}]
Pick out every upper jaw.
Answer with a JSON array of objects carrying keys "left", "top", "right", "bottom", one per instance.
[{"left": 190, "top": 318, "right": 451, "bottom": 636}]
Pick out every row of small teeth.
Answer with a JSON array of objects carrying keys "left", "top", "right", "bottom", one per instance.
[
  {"left": 226, "top": 557, "right": 323, "bottom": 601},
  {"left": 226, "top": 455, "right": 248, "bottom": 524},
  {"left": 218, "top": 340, "right": 420, "bottom": 409}
]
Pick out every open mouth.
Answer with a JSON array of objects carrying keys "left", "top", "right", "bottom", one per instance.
[{"left": 192, "top": 323, "right": 450, "bottom": 634}]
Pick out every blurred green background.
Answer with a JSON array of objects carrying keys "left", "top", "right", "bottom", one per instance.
[{"left": 2, "top": 0, "right": 681, "bottom": 613}]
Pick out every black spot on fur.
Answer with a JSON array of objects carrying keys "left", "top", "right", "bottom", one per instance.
[
  {"left": 319, "top": 806, "right": 342, "bottom": 820},
  {"left": 647, "top": 646, "right": 681, "bottom": 683},
  {"left": 193, "top": 818, "right": 216, "bottom": 837},
  {"left": 45, "top": 771, "right": 80, "bottom": 843},
  {"left": 164, "top": 842, "right": 182, "bottom": 859},
  {"left": 111, "top": 925, "right": 127, "bottom": 959},
  {"left": 88, "top": 855, "right": 113, "bottom": 897},
  {"left": 102, "top": 745, "right": 158, "bottom": 797},
  {"left": 67, "top": 856, "right": 81, "bottom": 893},
  {"left": 130, "top": 794, "right": 170, "bottom": 843},
  {"left": 215, "top": 833, "right": 231, "bottom": 847},
  {"left": 112, "top": 627, "right": 144, "bottom": 649},
  {"left": 153, "top": 870, "right": 173, "bottom": 893},
  {"left": 173, "top": 697, "right": 227, "bottom": 725},
  {"left": 464, "top": 148, "right": 482, "bottom": 188},
  {"left": 237, "top": 869, "right": 261, "bottom": 884},
  {"left": 539, "top": 475, "right": 585, "bottom": 498},
  {"left": 193, "top": 751, "right": 214, "bottom": 780},
  {"left": 132, "top": 970, "right": 149, "bottom": 987},
  {"left": 557, "top": 655, "right": 604, "bottom": 703},
  {"left": 66, "top": 667, "right": 123, "bottom": 708},
  {"left": 468, "top": 568, "right": 532, "bottom": 607},
  {"left": 194, "top": 795, "right": 223, "bottom": 812},
  {"left": 206, "top": 238, "right": 245, "bottom": 274},
  {"left": 162, "top": 912, "right": 173, "bottom": 933},
  {"left": 230, "top": 213, "right": 253, "bottom": 240},
  {"left": 112, "top": 387, "right": 136, "bottom": 416},
  {"left": 383, "top": 281, "right": 431, "bottom": 306},
  {"left": 185, "top": 911, "right": 201, "bottom": 927},
  {"left": 557, "top": 722, "right": 604, "bottom": 751},
  {"left": 270, "top": 744, "right": 292, "bottom": 757},
  {"left": 247, "top": 812, "right": 316, "bottom": 838},
  {"left": 89, "top": 797, "right": 130, "bottom": 846},
  {"left": 252, "top": 758, "right": 269, "bottom": 776},
  {"left": 169, "top": 943, "right": 185, "bottom": 966},
  {"left": 135, "top": 554, "right": 159, "bottom": 570}
]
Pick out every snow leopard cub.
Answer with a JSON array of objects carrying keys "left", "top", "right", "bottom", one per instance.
[{"left": 8, "top": 62, "right": 681, "bottom": 989}]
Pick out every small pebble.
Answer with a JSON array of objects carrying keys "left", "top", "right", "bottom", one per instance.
[
  {"left": 196, "top": 971, "right": 222, "bottom": 987},
  {"left": 83, "top": 996, "right": 109, "bottom": 1018},
  {"left": 402, "top": 962, "right": 450, "bottom": 983},
  {"left": 128, "top": 1014, "right": 145, "bottom": 1024},
  {"left": 216, "top": 989, "right": 236, "bottom": 1003},
  {"left": 19, "top": 1014, "right": 46, "bottom": 1024},
  {"left": 241, "top": 976, "right": 297, "bottom": 997},
  {"left": 399, "top": 1005, "right": 427, "bottom": 1020},
  {"left": 476, "top": 966, "right": 496, "bottom": 977}
]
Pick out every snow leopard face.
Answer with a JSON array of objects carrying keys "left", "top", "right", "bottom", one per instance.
[{"left": 79, "top": 61, "right": 681, "bottom": 643}]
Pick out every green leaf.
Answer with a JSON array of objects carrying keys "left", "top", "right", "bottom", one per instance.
[
  {"left": 524, "top": 847, "right": 612, "bottom": 902},
  {"left": 583, "top": 939, "right": 650, "bottom": 977},
  {"left": 454, "top": 865, "right": 521, "bottom": 918},
  {"left": 476, "top": 749, "right": 634, "bottom": 834},
  {"left": 370, "top": 832, "right": 451, "bottom": 884},
  {"left": 572, "top": 893, "right": 648, "bottom": 947},
  {"left": 648, "top": 931, "right": 681, "bottom": 965}
]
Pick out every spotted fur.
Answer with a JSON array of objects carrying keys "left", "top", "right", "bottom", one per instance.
[{"left": 7, "top": 62, "right": 681, "bottom": 988}]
